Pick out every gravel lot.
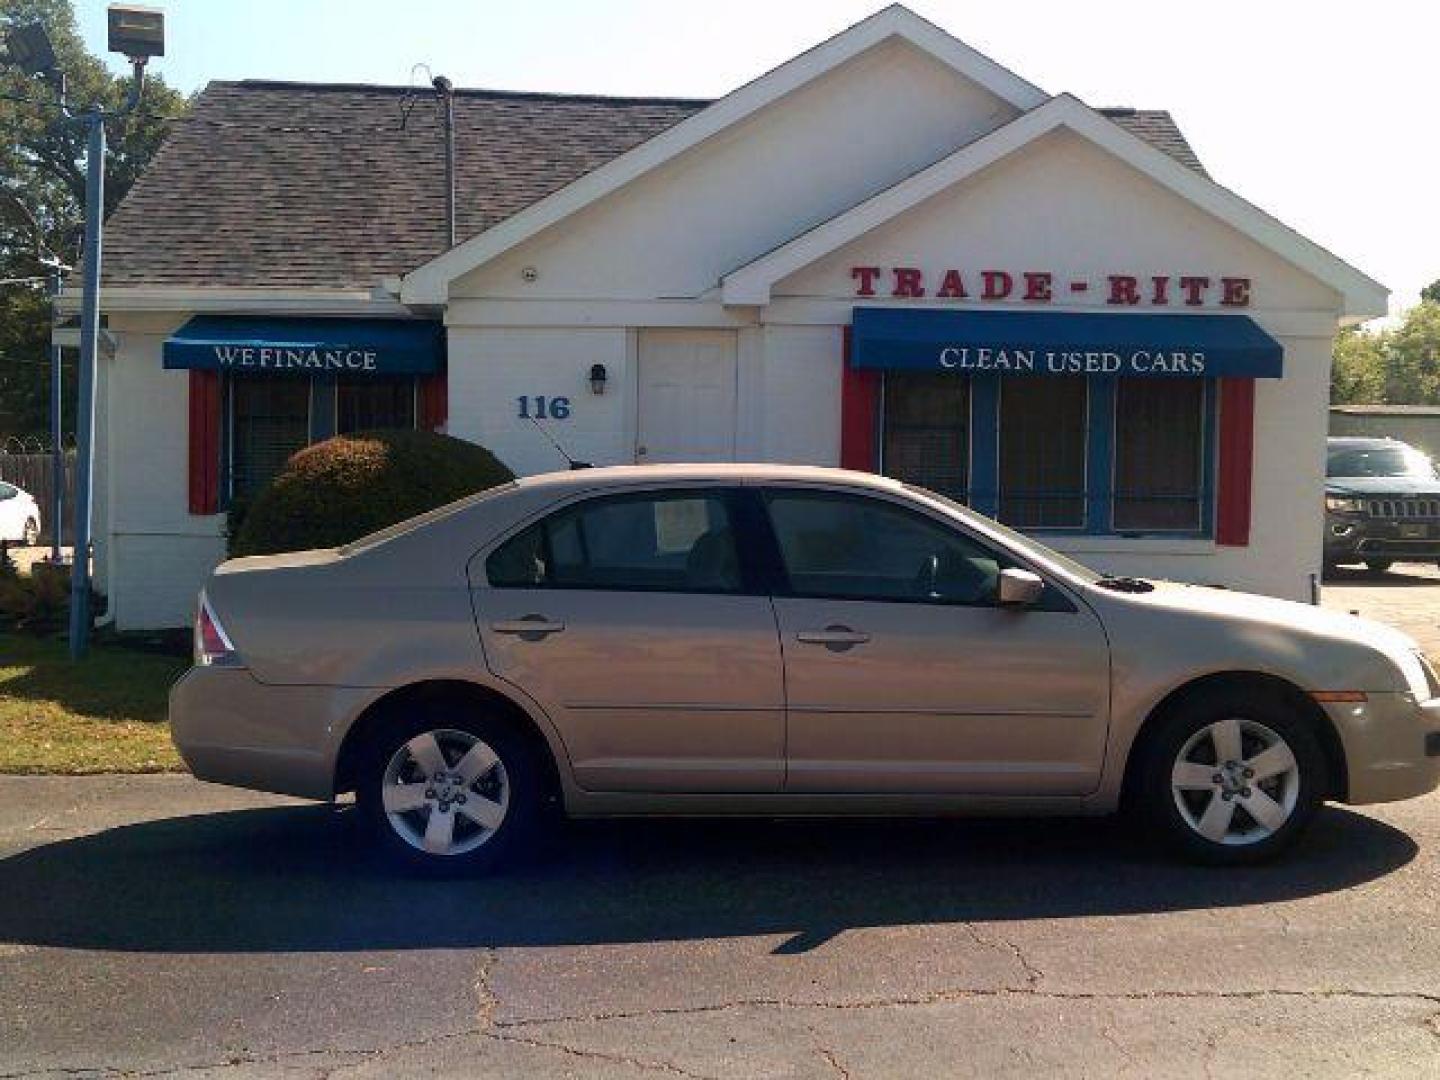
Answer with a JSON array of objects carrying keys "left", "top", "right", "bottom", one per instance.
[{"left": 1323, "top": 561, "right": 1440, "bottom": 661}]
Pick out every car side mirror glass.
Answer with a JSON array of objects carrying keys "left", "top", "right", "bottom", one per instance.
[{"left": 997, "top": 568, "right": 1045, "bottom": 607}]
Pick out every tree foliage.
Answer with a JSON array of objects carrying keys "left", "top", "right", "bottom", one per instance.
[
  {"left": 0, "top": 0, "right": 187, "bottom": 440},
  {"left": 1422, "top": 279, "right": 1440, "bottom": 305},
  {"left": 1331, "top": 325, "right": 1387, "bottom": 405},
  {"left": 1331, "top": 301, "right": 1440, "bottom": 406}
]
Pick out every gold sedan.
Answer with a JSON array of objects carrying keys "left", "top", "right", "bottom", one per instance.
[{"left": 171, "top": 465, "right": 1440, "bottom": 872}]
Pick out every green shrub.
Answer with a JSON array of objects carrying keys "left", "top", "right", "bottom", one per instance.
[
  {"left": 230, "top": 429, "right": 515, "bottom": 556},
  {"left": 0, "top": 560, "right": 74, "bottom": 635}
]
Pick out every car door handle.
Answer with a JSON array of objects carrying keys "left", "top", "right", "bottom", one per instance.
[
  {"left": 491, "top": 616, "right": 566, "bottom": 636},
  {"left": 796, "top": 626, "right": 871, "bottom": 648}
]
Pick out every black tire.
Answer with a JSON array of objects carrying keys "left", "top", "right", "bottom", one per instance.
[
  {"left": 21, "top": 518, "right": 38, "bottom": 547},
  {"left": 356, "top": 700, "right": 545, "bottom": 875},
  {"left": 1365, "top": 559, "right": 1393, "bottom": 573},
  {"left": 1134, "top": 687, "right": 1326, "bottom": 865}
]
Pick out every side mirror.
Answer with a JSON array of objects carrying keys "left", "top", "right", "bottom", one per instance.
[{"left": 997, "top": 568, "right": 1045, "bottom": 607}]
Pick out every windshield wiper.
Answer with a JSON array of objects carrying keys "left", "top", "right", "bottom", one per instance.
[{"left": 1095, "top": 575, "right": 1155, "bottom": 593}]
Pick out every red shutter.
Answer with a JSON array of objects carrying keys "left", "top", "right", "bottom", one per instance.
[
  {"left": 418, "top": 372, "right": 448, "bottom": 431},
  {"left": 1215, "top": 377, "right": 1255, "bottom": 546},
  {"left": 840, "top": 327, "right": 880, "bottom": 471},
  {"left": 187, "top": 370, "right": 222, "bottom": 516}
]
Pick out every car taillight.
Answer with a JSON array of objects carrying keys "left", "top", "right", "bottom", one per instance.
[{"left": 195, "top": 592, "right": 239, "bottom": 667}]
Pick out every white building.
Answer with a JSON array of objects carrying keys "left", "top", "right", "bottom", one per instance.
[{"left": 90, "top": 5, "right": 1385, "bottom": 629}]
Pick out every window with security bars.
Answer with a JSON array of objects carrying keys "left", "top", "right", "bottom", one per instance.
[
  {"left": 229, "top": 378, "right": 310, "bottom": 498},
  {"left": 337, "top": 376, "right": 417, "bottom": 434},
  {"left": 881, "top": 373, "right": 969, "bottom": 500},
  {"left": 998, "top": 376, "right": 1088, "bottom": 528},
  {"left": 1113, "top": 379, "right": 1205, "bottom": 532}
]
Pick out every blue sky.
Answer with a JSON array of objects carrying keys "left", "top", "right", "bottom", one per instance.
[{"left": 75, "top": 1, "right": 1437, "bottom": 317}]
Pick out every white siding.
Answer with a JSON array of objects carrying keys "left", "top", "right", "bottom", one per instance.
[
  {"left": 447, "top": 327, "right": 633, "bottom": 476},
  {"left": 103, "top": 314, "right": 225, "bottom": 630}
]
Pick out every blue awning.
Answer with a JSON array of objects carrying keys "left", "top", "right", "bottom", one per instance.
[
  {"left": 163, "top": 316, "right": 443, "bottom": 376},
  {"left": 851, "top": 308, "right": 1283, "bottom": 378}
]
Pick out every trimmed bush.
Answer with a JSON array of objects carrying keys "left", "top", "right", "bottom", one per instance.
[{"left": 230, "top": 429, "right": 514, "bottom": 556}]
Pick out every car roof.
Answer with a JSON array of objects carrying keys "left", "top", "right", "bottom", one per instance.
[{"left": 512, "top": 463, "right": 911, "bottom": 493}]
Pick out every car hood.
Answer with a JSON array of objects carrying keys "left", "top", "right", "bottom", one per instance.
[
  {"left": 1110, "top": 580, "right": 1419, "bottom": 657},
  {"left": 1327, "top": 476, "right": 1440, "bottom": 496}
]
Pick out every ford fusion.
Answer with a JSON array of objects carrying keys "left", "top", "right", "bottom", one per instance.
[{"left": 170, "top": 465, "right": 1440, "bottom": 871}]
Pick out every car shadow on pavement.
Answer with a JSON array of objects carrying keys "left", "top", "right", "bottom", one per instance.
[
  {"left": 1323, "top": 566, "right": 1439, "bottom": 587},
  {"left": 0, "top": 803, "right": 1416, "bottom": 955}
]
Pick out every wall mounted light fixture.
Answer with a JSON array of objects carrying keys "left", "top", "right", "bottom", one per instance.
[{"left": 589, "top": 363, "right": 608, "bottom": 395}]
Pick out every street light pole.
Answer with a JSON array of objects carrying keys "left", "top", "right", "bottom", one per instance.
[
  {"left": 4, "top": 6, "right": 165, "bottom": 657},
  {"left": 67, "top": 108, "right": 105, "bottom": 656}
]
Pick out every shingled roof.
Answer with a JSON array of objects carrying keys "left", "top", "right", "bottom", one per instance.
[{"left": 102, "top": 80, "right": 1206, "bottom": 291}]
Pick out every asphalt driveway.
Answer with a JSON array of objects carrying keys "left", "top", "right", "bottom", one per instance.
[{"left": 2, "top": 774, "right": 1439, "bottom": 1078}]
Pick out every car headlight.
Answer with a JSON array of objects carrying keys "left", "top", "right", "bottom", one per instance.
[{"left": 1326, "top": 495, "right": 1366, "bottom": 514}]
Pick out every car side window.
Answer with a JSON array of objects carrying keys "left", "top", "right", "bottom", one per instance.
[
  {"left": 0, "top": 483, "right": 14, "bottom": 501},
  {"left": 487, "top": 491, "right": 744, "bottom": 594},
  {"left": 764, "top": 490, "right": 1012, "bottom": 605}
]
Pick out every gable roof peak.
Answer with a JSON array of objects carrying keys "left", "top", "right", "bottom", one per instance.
[{"left": 401, "top": 3, "right": 1049, "bottom": 304}]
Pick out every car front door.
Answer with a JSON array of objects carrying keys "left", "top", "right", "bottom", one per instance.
[
  {"left": 761, "top": 487, "right": 1111, "bottom": 796},
  {"left": 471, "top": 487, "right": 785, "bottom": 793}
]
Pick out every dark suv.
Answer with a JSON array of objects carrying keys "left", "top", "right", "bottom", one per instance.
[{"left": 1325, "top": 436, "right": 1440, "bottom": 573}]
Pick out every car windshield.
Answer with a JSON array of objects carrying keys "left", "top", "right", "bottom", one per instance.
[
  {"left": 903, "top": 483, "right": 1105, "bottom": 584},
  {"left": 1327, "top": 444, "right": 1436, "bottom": 479}
]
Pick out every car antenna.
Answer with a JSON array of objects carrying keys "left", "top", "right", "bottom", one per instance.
[{"left": 527, "top": 416, "right": 592, "bottom": 470}]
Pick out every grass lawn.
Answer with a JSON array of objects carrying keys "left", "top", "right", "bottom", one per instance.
[{"left": 0, "top": 632, "right": 187, "bottom": 773}]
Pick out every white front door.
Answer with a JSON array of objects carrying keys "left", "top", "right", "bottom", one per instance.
[{"left": 636, "top": 330, "right": 738, "bottom": 463}]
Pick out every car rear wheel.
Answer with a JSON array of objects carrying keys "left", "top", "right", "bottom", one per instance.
[
  {"left": 1365, "top": 559, "right": 1393, "bottom": 573},
  {"left": 21, "top": 517, "right": 38, "bottom": 547},
  {"left": 357, "top": 702, "right": 542, "bottom": 874},
  {"left": 1135, "top": 690, "right": 1325, "bottom": 865}
]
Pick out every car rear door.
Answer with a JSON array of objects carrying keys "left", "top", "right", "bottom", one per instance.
[
  {"left": 470, "top": 486, "right": 785, "bottom": 793},
  {"left": 759, "top": 486, "right": 1111, "bottom": 796}
]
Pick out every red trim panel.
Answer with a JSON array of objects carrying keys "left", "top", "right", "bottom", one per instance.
[
  {"left": 840, "top": 327, "right": 880, "bottom": 471},
  {"left": 187, "top": 370, "right": 222, "bottom": 516},
  {"left": 1215, "top": 377, "right": 1255, "bottom": 546},
  {"left": 418, "top": 372, "right": 448, "bottom": 431}
]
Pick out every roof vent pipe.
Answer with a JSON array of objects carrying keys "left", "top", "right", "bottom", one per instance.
[{"left": 432, "top": 74, "right": 456, "bottom": 249}]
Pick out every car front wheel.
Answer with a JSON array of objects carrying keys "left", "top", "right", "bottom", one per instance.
[
  {"left": 1136, "top": 691, "right": 1325, "bottom": 865},
  {"left": 357, "top": 703, "right": 542, "bottom": 874}
]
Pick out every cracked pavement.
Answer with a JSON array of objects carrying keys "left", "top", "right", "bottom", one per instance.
[{"left": 2, "top": 775, "right": 1439, "bottom": 1077}]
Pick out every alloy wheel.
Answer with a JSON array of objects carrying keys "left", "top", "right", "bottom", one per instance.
[
  {"left": 381, "top": 728, "right": 510, "bottom": 856},
  {"left": 1170, "top": 716, "right": 1300, "bottom": 846}
]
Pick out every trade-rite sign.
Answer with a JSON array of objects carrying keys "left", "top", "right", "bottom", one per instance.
[{"left": 850, "top": 267, "right": 1252, "bottom": 307}]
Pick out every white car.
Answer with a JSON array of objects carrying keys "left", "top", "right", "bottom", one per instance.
[{"left": 0, "top": 481, "right": 41, "bottom": 546}]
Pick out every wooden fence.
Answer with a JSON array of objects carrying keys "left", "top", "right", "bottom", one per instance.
[{"left": 0, "top": 450, "right": 76, "bottom": 545}]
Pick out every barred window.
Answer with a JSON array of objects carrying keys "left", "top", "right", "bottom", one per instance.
[
  {"left": 229, "top": 378, "right": 309, "bottom": 498},
  {"left": 882, "top": 373, "right": 969, "bottom": 500},
  {"left": 998, "top": 376, "right": 1087, "bottom": 529},
  {"left": 337, "top": 376, "right": 416, "bottom": 434},
  {"left": 1113, "top": 379, "right": 1205, "bottom": 532}
]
